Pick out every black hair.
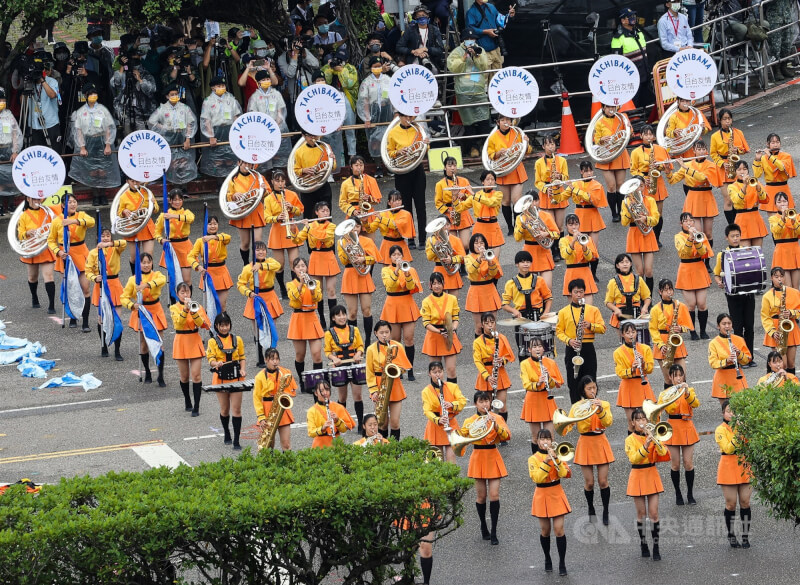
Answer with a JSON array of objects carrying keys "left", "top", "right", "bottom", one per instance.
[
  {"left": 314, "top": 379, "right": 332, "bottom": 401},
  {"left": 349, "top": 154, "right": 365, "bottom": 166},
  {"left": 387, "top": 189, "right": 403, "bottom": 202},
  {"left": 480, "top": 312, "right": 496, "bottom": 324},
  {"left": 315, "top": 200, "right": 330, "bottom": 212},
  {"left": 614, "top": 253, "right": 633, "bottom": 273},
  {"left": 721, "top": 399, "right": 730, "bottom": 413},
  {"left": 578, "top": 375, "right": 597, "bottom": 400},
  {"left": 292, "top": 256, "right": 308, "bottom": 270},
  {"left": 734, "top": 159, "right": 749, "bottom": 171},
  {"left": 679, "top": 211, "right": 694, "bottom": 223},
  {"left": 168, "top": 188, "right": 185, "bottom": 201},
  {"left": 620, "top": 321, "right": 637, "bottom": 334},
  {"left": 213, "top": 312, "right": 232, "bottom": 333},
  {"left": 514, "top": 250, "right": 533, "bottom": 264},
  {"left": 668, "top": 364, "right": 685, "bottom": 378},
  {"left": 658, "top": 278, "right": 674, "bottom": 292},
  {"left": 468, "top": 232, "right": 489, "bottom": 254},
  {"left": 775, "top": 191, "right": 789, "bottom": 204},
  {"left": 717, "top": 313, "right": 732, "bottom": 326},
  {"left": 694, "top": 139, "right": 707, "bottom": 150},
  {"left": 536, "top": 428, "right": 553, "bottom": 440},
  {"left": 443, "top": 156, "right": 457, "bottom": 174},
  {"left": 766, "top": 350, "right": 783, "bottom": 374},
  {"left": 361, "top": 413, "right": 378, "bottom": 436},
  {"left": 473, "top": 390, "right": 491, "bottom": 403},
  {"left": 428, "top": 361, "right": 444, "bottom": 372},
  {"left": 208, "top": 215, "right": 219, "bottom": 224},
  {"left": 374, "top": 319, "right": 391, "bottom": 333},
  {"left": 429, "top": 272, "right": 444, "bottom": 285},
  {"left": 771, "top": 266, "right": 785, "bottom": 276},
  {"left": 176, "top": 282, "right": 191, "bottom": 295},
  {"left": 272, "top": 170, "right": 287, "bottom": 182},
  {"left": 330, "top": 304, "right": 348, "bottom": 318},
  {"left": 725, "top": 223, "right": 741, "bottom": 236},
  {"left": 543, "top": 133, "right": 557, "bottom": 145},
  {"left": 767, "top": 133, "right": 781, "bottom": 144},
  {"left": 528, "top": 190, "right": 540, "bottom": 202},
  {"left": 265, "top": 347, "right": 280, "bottom": 360},
  {"left": 568, "top": 278, "right": 586, "bottom": 292},
  {"left": 480, "top": 170, "right": 497, "bottom": 183},
  {"left": 565, "top": 213, "right": 580, "bottom": 225},
  {"left": 640, "top": 124, "right": 655, "bottom": 135},
  {"left": 579, "top": 160, "right": 594, "bottom": 172},
  {"left": 631, "top": 407, "right": 646, "bottom": 421},
  {"left": 254, "top": 240, "right": 268, "bottom": 252},
  {"left": 719, "top": 108, "right": 733, "bottom": 121},
  {"left": 388, "top": 244, "right": 403, "bottom": 260},
  {"left": 140, "top": 252, "right": 153, "bottom": 264}
]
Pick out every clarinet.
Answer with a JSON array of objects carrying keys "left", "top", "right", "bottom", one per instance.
[
  {"left": 632, "top": 344, "right": 648, "bottom": 386},
  {"left": 728, "top": 336, "right": 743, "bottom": 380}
]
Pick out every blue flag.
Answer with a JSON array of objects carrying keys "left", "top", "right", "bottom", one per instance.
[
  {"left": 202, "top": 204, "right": 222, "bottom": 326},
  {"left": 135, "top": 242, "right": 164, "bottom": 366},
  {"left": 161, "top": 173, "right": 182, "bottom": 300},
  {"left": 60, "top": 191, "right": 83, "bottom": 320},
  {"left": 253, "top": 262, "right": 278, "bottom": 348},
  {"left": 97, "top": 251, "right": 123, "bottom": 346}
]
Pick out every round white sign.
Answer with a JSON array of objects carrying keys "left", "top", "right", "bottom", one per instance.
[
  {"left": 588, "top": 55, "right": 640, "bottom": 106},
  {"left": 117, "top": 130, "right": 172, "bottom": 182},
  {"left": 12, "top": 146, "right": 66, "bottom": 199},
  {"left": 294, "top": 84, "right": 347, "bottom": 136},
  {"left": 666, "top": 48, "right": 718, "bottom": 100},
  {"left": 488, "top": 67, "right": 539, "bottom": 118},
  {"left": 389, "top": 65, "right": 438, "bottom": 116},
  {"left": 229, "top": 113, "right": 281, "bottom": 164}
]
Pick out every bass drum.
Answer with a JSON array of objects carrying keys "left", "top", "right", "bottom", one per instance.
[{"left": 723, "top": 246, "right": 768, "bottom": 295}]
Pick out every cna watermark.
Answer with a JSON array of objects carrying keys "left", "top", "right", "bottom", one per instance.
[{"left": 571, "top": 513, "right": 739, "bottom": 546}]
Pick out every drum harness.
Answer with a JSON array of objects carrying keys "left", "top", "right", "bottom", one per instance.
[
  {"left": 329, "top": 325, "right": 356, "bottom": 361},
  {"left": 213, "top": 333, "right": 241, "bottom": 381},
  {"left": 615, "top": 274, "right": 640, "bottom": 319},
  {"left": 513, "top": 274, "right": 541, "bottom": 322}
]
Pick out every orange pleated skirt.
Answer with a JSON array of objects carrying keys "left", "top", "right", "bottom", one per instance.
[
  {"left": 380, "top": 293, "right": 420, "bottom": 323},
  {"left": 288, "top": 310, "right": 324, "bottom": 340},
  {"left": 626, "top": 226, "right": 658, "bottom": 253},
  {"left": 128, "top": 302, "right": 168, "bottom": 331},
  {"left": 596, "top": 149, "right": 630, "bottom": 170},
  {"left": 452, "top": 210, "right": 474, "bottom": 231},
  {"left": 125, "top": 219, "right": 155, "bottom": 242},
  {"left": 433, "top": 265, "right": 463, "bottom": 291},
  {"left": 616, "top": 378, "right": 655, "bottom": 408},
  {"left": 475, "top": 368, "right": 511, "bottom": 392},
  {"left": 467, "top": 446, "right": 508, "bottom": 479},
  {"left": 627, "top": 464, "right": 664, "bottom": 497},
  {"left": 262, "top": 398, "right": 295, "bottom": 427},
  {"left": 735, "top": 209, "right": 767, "bottom": 240},
  {"left": 378, "top": 239, "right": 412, "bottom": 264},
  {"left": 466, "top": 282, "right": 501, "bottom": 312},
  {"left": 20, "top": 247, "right": 56, "bottom": 265},
  {"left": 473, "top": 220, "right": 505, "bottom": 248},
  {"left": 761, "top": 183, "right": 794, "bottom": 212},
  {"left": 243, "top": 289, "right": 283, "bottom": 320},
  {"left": 655, "top": 335, "right": 688, "bottom": 360},
  {"left": 664, "top": 417, "right": 699, "bottom": 446},
  {"left": 91, "top": 277, "right": 123, "bottom": 306},
  {"left": 268, "top": 225, "right": 302, "bottom": 250},
  {"left": 562, "top": 265, "right": 597, "bottom": 295},
  {"left": 424, "top": 415, "right": 460, "bottom": 446},
  {"left": 712, "top": 368, "right": 748, "bottom": 399},
  {"left": 531, "top": 483, "right": 572, "bottom": 518},
  {"left": 230, "top": 208, "right": 266, "bottom": 229},
  {"left": 309, "top": 250, "right": 341, "bottom": 277},
  {"left": 576, "top": 208, "right": 606, "bottom": 232},
  {"left": 763, "top": 317, "right": 800, "bottom": 348},
  {"left": 574, "top": 433, "right": 615, "bottom": 466},
  {"left": 676, "top": 259, "right": 711, "bottom": 291},
  {"left": 523, "top": 242, "right": 555, "bottom": 272},
  {"left": 199, "top": 263, "right": 233, "bottom": 292},
  {"left": 497, "top": 164, "right": 527, "bottom": 185},
  {"left": 341, "top": 266, "right": 376, "bottom": 295},
  {"left": 520, "top": 390, "right": 557, "bottom": 423},
  {"left": 172, "top": 330, "right": 206, "bottom": 360},
  {"left": 158, "top": 238, "right": 193, "bottom": 269},
  {"left": 717, "top": 454, "right": 751, "bottom": 485},
  {"left": 683, "top": 188, "right": 719, "bottom": 218},
  {"left": 55, "top": 243, "right": 89, "bottom": 273},
  {"left": 386, "top": 377, "right": 408, "bottom": 402},
  {"left": 421, "top": 329, "right": 462, "bottom": 356},
  {"left": 773, "top": 241, "right": 800, "bottom": 270}
]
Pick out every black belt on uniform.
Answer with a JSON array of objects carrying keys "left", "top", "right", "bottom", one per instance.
[
  {"left": 387, "top": 291, "right": 411, "bottom": 296},
  {"left": 536, "top": 479, "right": 562, "bottom": 488},
  {"left": 767, "top": 181, "right": 788, "bottom": 186},
  {"left": 658, "top": 329, "right": 669, "bottom": 334},
  {"left": 470, "top": 279, "right": 496, "bottom": 286},
  {"left": 576, "top": 204, "right": 595, "bottom": 209},
  {"left": 774, "top": 238, "right": 798, "bottom": 244},
  {"left": 170, "top": 237, "right": 189, "bottom": 243},
  {"left": 483, "top": 361, "right": 494, "bottom": 367},
  {"left": 720, "top": 453, "right": 736, "bottom": 456},
  {"left": 175, "top": 329, "right": 198, "bottom": 335},
  {"left": 570, "top": 262, "right": 590, "bottom": 268},
  {"left": 668, "top": 414, "right": 689, "bottom": 420},
  {"left": 680, "top": 257, "right": 703, "bottom": 263},
  {"left": 255, "top": 286, "right": 275, "bottom": 293},
  {"left": 473, "top": 444, "right": 497, "bottom": 450},
  {"left": 580, "top": 430, "right": 605, "bottom": 436},
  {"left": 632, "top": 463, "right": 655, "bottom": 469},
  {"left": 720, "top": 364, "right": 737, "bottom": 370},
  {"left": 208, "top": 261, "right": 226, "bottom": 267},
  {"left": 293, "top": 308, "right": 316, "bottom": 313},
  {"left": 262, "top": 397, "right": 274, "bottom": 402},
  {"left": 524, "top": 240, "right": 541, "bottom": 246},
  {"left": 143, "top": 299, "right": 160, "bottom": 305},
  {"left": 106, "top": 275, "right": 119, "bottom": 280},
  {"left": 384, "top": 236, "right": 404, "bottom": 242},
  {"left": 720, "top": 154, "right": 729, "bottom": 159},
  {"left": 315, "top": 246, "right": 334, "bottom": 252},
  {"left": 689, "top": 186, "right": 712, "bottom": 192},
  {"left": 476, "top": 217, "right": 498, "bottom": 223},
  {"left": 738, "top": 207, "right": 758, "bottom": 213},
  {"left": 70, "top": 239, "right": 85, "bottom": 246}
]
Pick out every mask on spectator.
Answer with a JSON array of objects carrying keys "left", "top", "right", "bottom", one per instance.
[
  {"left": 369, "top": 44, "right": 381, "bottom": 53},
  {"left": 371, "top": 66, "right": 382, "bottom": 76},
  {"left": 416, "top": 17, "right": 429, "bottom": 26},
  {"left": 87, "top": 95, "right": 98, "bottom": 104},
  {"left": 156, "top": 46, "right": 166, "bottom": 54},
  {"left": 255, "top": 49, "right": 267, "bottom": 57},
  {"left": 55, "top": 52, "right": 69, "bottom": 62},
  {"left": 260, "top": 80, "right": 271, "bottom": 90},
  {"left": 670, "top": 3, "right": 681, "bottom": 11},
  {"left": 168, "top": 95, "right": 180, "bottom": 104},
  {"left": 464, "top": 40, "right": 476, "bottom": 47},
  {"left": 0, "top": 102, "right": 5, "bottom": 112},
  {"left": 376, "top": 22, "right": 386, "bottom": 31},
  {"left": 91, "top": 36, "right": 103, "bottom": 45},
  {"left": 215, "top": 87, "right": 226, "bottom": 96},
  {"left": 318, "top": 25, "right": 329, "bottom": 34}
]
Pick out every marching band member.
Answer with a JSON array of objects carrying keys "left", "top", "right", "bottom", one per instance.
[
  {"left": 287, "top": 257, "right": 324, "bottom": 389},
  {"left": 188, "top": 215, "right": 233, "bottom": 311},
  {"left": 534, "top": 134, "right": 569, "bottom": 259},
  {"left": 570, "top": 161, "right": 607, "bottom": 277},
  {"left": 147, "top": 84, "right": 198, "bottom": 185},
  {"left": 381, "top": 245, "right": 421, "bottom": 378},
  {"left": 170, "top": 281, "right": 211, "bottom": 416},
  {"left": 571, "top": 375, "right": 614, "bottom": 526},
  {"left": 425, "top": 215, "right": 467, "bottom": 291},
  {"left": 626, "top": 408, "right": 670, "bottom": 561},
  {"left": 659, "top": 365, "right": 699, "bottom": 506},
  {"left": 758, "top": 350, "right": 800, "bottom": 386},
  {"left": 338, "top": 217, "right": 382, "bottom": 345},
  {"left": 155, "top": 188, "right": 195, "bottom": 293},
  {"left": 770, "top": 193, "right": 800, "bottom": 286},
  {"left": 18, "top": 197, "right": 59, "bottom": 313},
  {"left": 715, "top": 399, "right": 752, "bottom": 549},
  {"left": 711, "top": 109, "right": 749, "bottom": 225},
  {"left": 500, "top": 250, "right": 553, "bottom": 357},
  {"left": 352, "top": 414, "right": 389, "bottom": 445},
  {"left": 85, "top": 228, "right": 126, "bottom": 360},
  {"left": 458, "top": 170, "right": 504, "bottom": 253},
  {"left": 237, "top": 241, "right": 283, "bottom": 367},
  {"left": 604, "top": 253, "right": 651, "bottom": 330},
  {"left": 307, "top": 379, "right": 355, "bottom": 448},
  {"left": 713, "top": 224, "right": 757, "bottom": 358},
  {"left": 621, "top": 179, "right": 659, "bottom": 292},
  {"left": 116, "top": 177, "right": 159, "bottom": 275},
  {"left": 293, "top": 201, "right": 339, "bottom": 328},
  {"left": 434, "top": 157, "right": 474, "bottom": 249},
  {"left": 461, "top": 390, "right": 511, "bottom": 546},
  {"left": 421, "top": 272, "right": 462, "bottom": 382},
  {"left": 593, "top": 104, "right": 631, "bottom": 223},
  {"left": 120, "top": 252, "right": 167, "bottom": 387},
  {"left": 366, "top": 320, "right": 413, "bottom": 440},
  {"left": 729, "top": 160, "right": 768, "bottom": 247},
  {"left": 675, "top": 212, "right": 712, "bottom": 338},
  {"left": 265, "top": 171, "right": 304, "bottom": 299},
  {"left": 0, "top": 87, "right": 21, "bottom": 216},
  {"left": 421, "top": 361, "right": 466, "bottom": 463},
  {"left": 649, "top": 278, "right": 694, "bottom": 384},
  {"left": 48, "top": 196, "right": 94, "bottom": 330},
  {"left": 709, "top": 313, "right": 751, "bottom": 404},
  {"left": 486, "top": 115, "right": 530, "bottom": 235},
  {"left": 372, "top": 189, "right": 415, "bottom": 262},
  {"left": 556, "top": 279, "right": 606, "bottom": 402},
  {"left": 514, "top": 191, "right": 558, "bottom": 289},
  {"left": 206, "top": 312, "right": 246, "bottom": 449},
  {"left": 631, "top": 125, "right": 671, "bottom": 246},
  {"left": 559, "top": 214, "right": 599, "bottom": 302},
  {"left": 226, "top": 159, "right": 270, "bottom": 266},
  {"left": 465, "top": 233, "right": 503, "bottom": 335},
  {"left": 199, "top": 76, "right": 242, "bottom": 180},
  {"left": 665, "top": 97, "right": 711, "bottom": 158},
  {"left": 528, "top": 428, "right": 570, "bottom": 575},
  {"left": 473, "top": 312, "right": 515, "bottom": 430},
  {"left": 753, "top": 133, "right": 796, "bottom": 213},
  {"left": 253, "top": 347, "right": 298, "bottom": 451},
  {"left": 760, "top": 267, "right": 800, "bottom": 372},
  {"left": 668, "top": 141, "right": 722, "bottom": 246},
  {"left": 325, "top": 304, "right": 366, "bottom": 432},
  {"left": 520, "top": 338, "right": 563, "bottom": 442},
  {"left": 615, "top": 321, "right": 656, "bottom": 433},
  {"left": 386, "top": 113, "right": 429, "bottom": 248},
  {"left": 294, "top": 130, "right": 334, "bottom": 219},
  {"left": 339, "top": 155, "right": 383, "bottom": 225}
]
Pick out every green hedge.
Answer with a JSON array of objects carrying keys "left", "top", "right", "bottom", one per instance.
[
  {"left": 0, "top": 439, "right": 471, "bottom": 584},
  {"left": 730, "top": 383, "right": 800, "bottom": 525}
]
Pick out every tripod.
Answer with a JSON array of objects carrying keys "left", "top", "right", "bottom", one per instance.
[
  {"left": 19, "top": 82, "right": 51, "bottom": 149},
  {"left": 119, "top": 70, "right": 139, "bottom": 135}
]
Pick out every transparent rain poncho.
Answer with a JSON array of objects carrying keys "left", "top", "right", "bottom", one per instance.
[
  {"left": 148, "top": 101, "right": 199, "bottom": 184},
  {"left": 199, "top": 91, "right": 242, "bottom": 178},
  {"left": 68, "top": 103, "right": 121, "bottom": 188},
  {"left": 246, "top": 87, "right": 291, "bottom": 168},
  {"left": 0, "top": 110, "right": 22, "bottom": 197},
  {"left": 356, "top": 73, "right": 393, "bottom": 158}
]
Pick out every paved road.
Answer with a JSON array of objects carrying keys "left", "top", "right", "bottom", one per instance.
[{"left": 2, "top": 85, "right": 800, "bottom": 582}]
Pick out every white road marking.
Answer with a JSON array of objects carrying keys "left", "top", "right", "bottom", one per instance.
[
  {"left": 131, "top": 443, "right": 189, "bottom": 469},
  {"left": 0, "top": 398, "right": 112, "bottom": 414}
]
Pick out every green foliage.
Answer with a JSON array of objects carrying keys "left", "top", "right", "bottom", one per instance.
[
  {"left": 729, "top": 383, "right": 800, "bottom": 525},
  {"left": 0, "top": 439, "right": 471, "bottom": 584},
  {"left": 351, "top": 0, "right": 381, "bottom": 48}
]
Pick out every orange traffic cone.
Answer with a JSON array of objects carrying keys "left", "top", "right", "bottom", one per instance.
[
  {"left": 558, "top": 92, "right": 584, "bottom": 155},
  {"left": 590, "top": 93, "right": 602, "bottom": 118},
  {"left": 619, "top": 99, "right": 636, "bottom": 113}
]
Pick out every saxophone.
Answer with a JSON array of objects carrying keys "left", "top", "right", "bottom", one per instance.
[
  {"left": 490, "top": 330, "right": 501, "bottom": 394},
  {"left": 572, "top": 299, "right": 586, "bottom": 376},
  {"left": 257, "top": 372, "right": 294, "bottom": 451},
  {"left": 375, "top": 343, "right": 402, "bottom": 428},
  {"left": 357, "top": 174, "right": 371, "bottom": 213},
  {"left": 777, "top": 285, "right": 795, "bottom": 356},
  {"left": 548, "top": 156, "right": 561, "bottom": 205},
  {"left": 662, "top": 300, "right": 684, "bottom": 369},
  {"left": 725, "top": 130, "right": 740, "bottom": 180},
  {"left": 449, "top": 175, "right": 463, "bottom": 227},
  {"left": 647, "top": 147, "right": 660, "bottom": 196}
]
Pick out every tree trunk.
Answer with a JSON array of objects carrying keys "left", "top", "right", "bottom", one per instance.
[
  {"left": 336, "top": 0, "right": 364, "bottom": 66},
  {"left": 193, "top": 0, "right": 290, "bottom": 44}
]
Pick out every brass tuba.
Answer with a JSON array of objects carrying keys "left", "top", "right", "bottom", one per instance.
[
  {"left": 257, "top": 372, "right": 294, "bottom": 451},
  {"left": 335, "top": 218, "right": 370, "bottom": 276},
  {"left": 482, "top": 125, "right": 526, "bottom": 177},
  {"left": 585, "top": 107, "right": 632, "bottom": 164},
  {"left": 7, "top": 201, "right": 56, "bottom": 258},
  {"left": 375, "top": 344, "right": 402, "bottom": 428},
  {"left": 656, "top": 102, "right": 704, "bottom": 155},
  {"left": 219, "top": 166, "right": 267, "bottom": 220},
  {"left": 381, "top": 117, "right": 430, "bottom": 174},
  {"left": 287, "top": 138, "right": 336, "bottom": 193},
  {"left": 110, "top": 184, "right": 155, "bottom": 237},
  {"left": 425, "top": 217, "right": 459, "bottom": 275},
  {"left": 553, "top": 400, "right": 600, "bottom": 436},
  {"left": 620, "top": 177, "right": 652, "bottom": 235},
  {"left": 514, "top": 194, "right": 553, "bottom": 248}
]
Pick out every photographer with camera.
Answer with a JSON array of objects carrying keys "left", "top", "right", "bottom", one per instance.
[
  {"left": 160, "top": 46, "right": 201, "bottom": 115},
  {"left": 112, "top": 49, "right": 157, "bottom": 132},
  {"left": 237, "top": 48, "right": 280, "bottom": 106},
  {"left": 0, "top": 87, "right": 23, "bottom": 216},
  {"left": 313, "top": 14, "right": 347, "bottom": 61},
  {"left": 322, "top": 50, "right": 359, "bottom": 167},
  {"left": 446, "top": 31, "right": 491, "bottom": 159},
  {"left": 26, "top": 57, "right": 62, "bottom": 149},
  {"left": 396, "top": 6, "right": 445, "bottom": 72},
  {"left": 358, "top": 34, "right": 398, "bottom": 80},
  {"left": 86, "top": 26, "right": 115, "bottom": 88},
  {"left": 60, "top": 50, "right": 104, "bottom": 147},
  {"left": 466, "top": 0, "right": 515, "bottom": 71},
  {"left": 278, "top": 34, "right": 320, "bottom": 107}
]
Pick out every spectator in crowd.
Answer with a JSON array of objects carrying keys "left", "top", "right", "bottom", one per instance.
[
  {"left": 466, "top": 0, "right": 514, "bottom": 71},
  {"left": 148, "top": 84, "right": 199, "bottom": 185},
  {"left": 291, "top": 0, "right": 316, "bottom": 35},
  {"left": 313, "top": 14, "right": 345, "bottom": 61},
  {"left": 26, "top": 59, "right": 62, "bottom": 148},
  {"left": 247, "top": 70, "right": 292, "bottom": 169},
  {"left": 112, "top": 49, "right": 158, "bottom": 132},
  {"left": 61, "top": 51, "right": 104, "bottom": 140},
  {"left": 359, "top": 33, "right": 397, "bottom": 79},
  {"left": 326, "top": 7, "right": 350, "bottom": 58},
  {"left": 423, "top": 0, "right": 453, "bottom": 31},
  {"left": 611, "top": 8, "right": 652, "bottom": 107},
  {"left": 396, "top": 6, "right": 445, "bottom": 72},
  {"left": 683, "top": 0, "right": 705, "bottom": 44},
  {"left": 86, "top": 26, "right": 115, "bottom": 88},
  {"left": 658, "top": 1, "right": 694, "bottom": 59},
  {"left": 357, "top": 56, "right": 394, "bottom": 177},
  {"left": 51, "top": 42, "right": 71, "bottom": 80},
  {"left": 322, "top": 50, "right": 359, "bottom": 167},
  {"left": 112, "top": 34, "right": 138, "bottom": 72},
  {"left": 278, "top": 35, "right": 319, "bottom": 109},
  {"left": 377, "top": 13, "right": 402, "bottom": 57},
  {"left": 765, "top": 0, "right": 797, "bottom": 80},
  {"left": 199, "top": 76, "right": 242, "bottom": 181},
  {"left": 446, "top": 31, "right": 491, "bottom": 158},
  {"left": 0, "top": 87, "right": 22, "bottom": 216}
]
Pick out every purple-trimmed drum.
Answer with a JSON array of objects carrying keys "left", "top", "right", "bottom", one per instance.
[
  {"left": 723, "top": 246, "right": 768, "bottom": 295},
  {"left": 301, "top": 368, "right": 329, "bottom": 392}
]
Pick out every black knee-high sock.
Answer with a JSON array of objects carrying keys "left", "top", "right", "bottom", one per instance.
[
  {"left": 501, "top": 204, "right": 513, "bottom": 232},
  {"left": 476, "top": 501, "right": 488, "bottom": 532},
  {"left": 317, "top": 304, "right": 327, "bottom": 329},
  {"left": 28, "top": 281, "right": 39, "bottom": 305},
  {"left": 590, "top": 258, "right": 599, "bottom": 278},
  {"left": 157, "top": 359, "right": 165, "bottom": 384},
  {"left": 113, "top": 338, "right": 122, "bottom": 358},
  {"left": 220, "top": 415, "right": 231, "bottom": 441},
  {"left": 690, "top": 309, "right": 697, "bottom": 330},
  {"left": 654, "top": 215, "right": 664, "bottom": 242},
  {"left": 295, "top": 360, "right": 305, "bottom": 387},
  {"left": 405, "top": 344, "right": 415, "bottom": 366},
  {"left": 390, "top": 428, "right": 400, "bottom": 441},
  {"left": 584, "top": 489, "right": 595, "bottom": 514},
  {"left": 140, "top": 353, "right": 151, "bottom": 376},
  {"left": 232, "top": 416, "right": 242, "bottom": 446},
  {"left": 363, "top": 316, "right": 373, "bottom": 345},
  {"left": 180, "top": 381, "right": 191, "bottom": 409},
  {"left": 239, "top": 248, "right": 249, "bottom": 265},
  {"left": 685, "top": 469, "right": 695, "bottom": 499},
  {"left": 44, "top": 281, "right": 56, "bottom": 311},
  {"left": 555, "top": 535, "right": 567, "bottom": 567},
  {"left": 540, "top": 535, "right": 552, "bottom": 564},
  {"left": 651, "top": 521, "right": 660, "bottom": 547},
  {"left": 129, "top": 261, "right": 136, "bottom": 276},
  {"left": 97, "top": 323, "right": 107, "bottom": 351},
  {"left": 670, "top": 469, "right": 682, "bottom": 494},
  {"left": 420, "top": 556, "right": 432, "bottom": 584},
  {"left": 447, "top": 377, "right": 457, "bottom": 385},
  {"left": 354, "top": 400, "right": 364, "bottom": 429},
  {"left": 600, "top": 486, "right": 610, "bottom": 512},
  {"left": 313, "top": 362, "right": 323, "bottom": 374},
  {"left": 327, "top": 298, "right": 337, "bottom": 315},
  {"left": 192, "top": 382, "right": 202, "bottom": 413},
  {"left": 275, "top": 270, "right": 287, "bottom": 295},
  {"left": 698, "top": 309, "right": 708, "bottom": 334},
  {"left": 81, "top": 296, "right": 91, "bottom": 328},
  {"left": 740, "top": 507, "right": 751, "bottom": 536},
  {"left": 489, "top": 500, "right": 500, "bottom": 537},
  {"left": 645, "top": 276, "right": 654, "bottom": 294},
  {"left": 724, "top": 209, "right": 736, "bottom": 225},
  {"left": 610, "top": 192, "right": 619, "bottom": 215},
  {"left": 637, "top": 520, "right": 647, "bottom": 544},
  {"left": 724, "top": 509, "right": 736, "bottom": 536}
]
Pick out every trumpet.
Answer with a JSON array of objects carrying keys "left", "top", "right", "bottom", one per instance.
[
  {"left": 575, "top": 233, "right": 590, "bottom": 246},
  {"left": 783, "top": 209, "right": 797, "bottom": 220},
  {"left": 748, "top": 177, "right": 759, "bottom": 188},
  {"left": 479, "top": 249, "right": 496, "bottom": 262},
  {"left": 301, "top": 272, "right": 317, "bottom": 291},
  {"left": 397, "top": 261, "right": 411, "bottom": 274},
  {"left": 188, "top": 301, "right": 200, "bottom": 314},
  {"left": 689, "top": 228, "right": 705, "bottom": 243}
]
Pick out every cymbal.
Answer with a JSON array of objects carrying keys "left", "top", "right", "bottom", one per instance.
[
  {"left": 539, "top": 312, "right": 558, "bottom": 324},
  {"left": 497, "top": 317, "right": 532, "bottom": 326}
]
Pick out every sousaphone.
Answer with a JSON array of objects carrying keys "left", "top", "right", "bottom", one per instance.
[
  {"left": 380, "top": 117, "right": 430, "bottom": 174},
  {"left": 287, "top": 139, "right": 336, "bottom": 192},
  {"left": 110, "top": 184, "right": 155, "bottom": 237},
  {"left": 218, "top": 166, "right": 267, "bottom": 220},
  {"left": 7, "top": 201, "right": 56, "bottom": 258},
  {"left": 656, "top": 102, "right": 704, "bottom": 155}
]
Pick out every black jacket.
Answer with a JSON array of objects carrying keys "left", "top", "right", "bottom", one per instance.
[{"left": 395, "top": 24, "right": 444, "bottom": 69}]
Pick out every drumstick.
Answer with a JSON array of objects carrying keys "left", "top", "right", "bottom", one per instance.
[{"left": 328, "top": 358, "right": 356, "bottom": 366}]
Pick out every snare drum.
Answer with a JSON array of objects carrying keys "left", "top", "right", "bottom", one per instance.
[
  {"left": 723, "top": 246, "right": 768, "bottom": 295},
  {"left": 350, "top": 363, "right": 367, "bottom": 385},
  {"left": 329, "top": 364, "right": 367, "bottom": 386},
  {"left": 621, "top": 318, "right": 651, "bottom": 346},
  {"left": 520, "top": 321, "right": 556, "bottom": 358},
  {"left": 301, "top": 368, "right": 329, "bottom": 392}
]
